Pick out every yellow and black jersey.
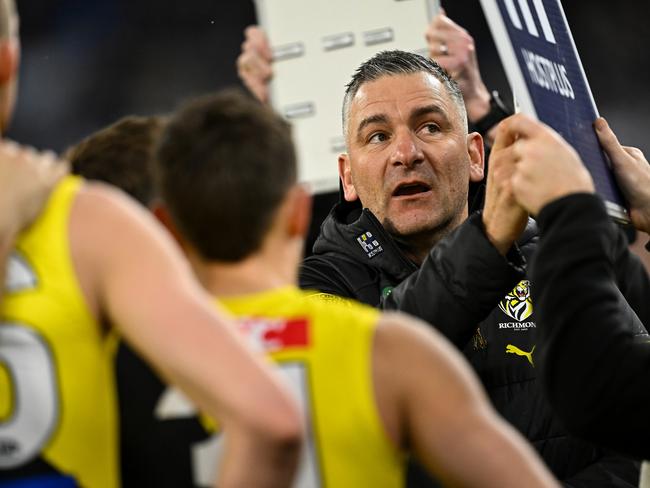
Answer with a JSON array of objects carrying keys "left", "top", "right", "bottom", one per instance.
[
  {"left": 118, "top": 286, "right": 404, "bottom": 487},
  {"left": 0, "top": 177, "right": 118, "bottom": 488}
]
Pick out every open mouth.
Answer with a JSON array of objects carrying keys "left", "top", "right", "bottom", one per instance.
[{"left": 392, "top": 182, "right": 432, "bottom": 197}]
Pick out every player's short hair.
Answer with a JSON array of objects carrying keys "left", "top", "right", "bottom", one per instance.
[
  {"left": 342, "top": 50, "right": 468, "bottom": 135},
  {"left": 65, "top": 115, "right": 165, "bottom": 206},
  {"left": 156, "top": 89, "right": 297, "bottom": 262}
]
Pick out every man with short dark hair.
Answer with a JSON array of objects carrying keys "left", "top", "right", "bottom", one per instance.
[
  {"left": 147, "top": 87, "right": 558, "bottom": 487},
  {"left": 300, "top": 49, "right": 642, "bottom": 486}
]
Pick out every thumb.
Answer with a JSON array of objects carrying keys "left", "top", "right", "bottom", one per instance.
[
  {"left": 594, "top": 117, "right": 628, "bottom": 165},
  {"left": 490, "top": 116, "right": 518, "bottom": 154}
]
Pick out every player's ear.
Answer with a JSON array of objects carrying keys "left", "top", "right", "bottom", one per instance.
[
  {"left": 286, "top": 184, "right": 312, "bottom": 239},
  {"left": 151, "top": 201, "right": 185, "bottom": 246}
]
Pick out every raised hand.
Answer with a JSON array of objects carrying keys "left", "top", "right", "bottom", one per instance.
[
  {"left": 0, "top": 140, "right": 69, "bottom": 238},
  {"left": 595, "top": 117, "right": 650, "bottom": 233},
  {"left": 497, "top": 114, "right": 594, "bottom": 216},
  {"left": 425, "top": 10, "right": 491, "bottom": 127},
  {"left": 236, "top": 26, "right": 274, "bottom": 104}
]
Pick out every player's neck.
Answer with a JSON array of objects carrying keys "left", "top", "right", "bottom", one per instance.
[{"left": 188, "top": 238, "right": 301, "bottom": 298}]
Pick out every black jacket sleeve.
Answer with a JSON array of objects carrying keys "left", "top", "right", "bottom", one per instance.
[
  {"left": 612, "top": 225, "right": 650, "bottom": 326},
  {"left": 381, "top": 212, "right": 526, "bottom": 347},
  {"left": 532, "top": 193, "right": 650, "bottom": 459}
]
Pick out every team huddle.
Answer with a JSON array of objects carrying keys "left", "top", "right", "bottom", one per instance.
[{"left": 3, "top": 0, "right": 650, "bottom": 487}]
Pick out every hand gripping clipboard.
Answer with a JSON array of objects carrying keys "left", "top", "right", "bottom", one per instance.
[{"left": 480, "top": 0, "right": 629, "bottom": 223}]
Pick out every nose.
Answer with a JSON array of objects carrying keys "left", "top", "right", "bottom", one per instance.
[{"left": 390, "top": 129, "right": 424, "bottom": 168}]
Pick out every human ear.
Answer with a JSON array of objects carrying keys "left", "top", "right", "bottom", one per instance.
[
  {"left": 338, "top": 153, "right": 358, "bottom": 201},
  {"left": 467, "top": 132, "right": 485, "bottom": 183}
]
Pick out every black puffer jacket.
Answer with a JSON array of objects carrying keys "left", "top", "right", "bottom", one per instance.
[
  {"left": 300, "top": 199, "right": 641, "bottom": 487},
  {"left": 533, "top": 194, "right": 650, "bottom": 459}
]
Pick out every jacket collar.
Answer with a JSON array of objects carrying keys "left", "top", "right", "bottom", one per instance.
[
  {"left": 313, "top": 191, "right": 539, "bottom": 278},
  {"left": 312, "top": 198, "right": 419, "bottom": 281}
]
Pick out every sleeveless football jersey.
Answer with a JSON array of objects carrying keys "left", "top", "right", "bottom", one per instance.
[
  {"left": 119, "top": 286, "right": 404, "bottom": 487},
  {"left": 0, "top": 177, "right": 118, "bottom": 488}
]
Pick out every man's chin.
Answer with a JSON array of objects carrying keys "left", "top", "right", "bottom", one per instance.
[{"left": 382, "top": 212, "right": 451, "bottom": 240}]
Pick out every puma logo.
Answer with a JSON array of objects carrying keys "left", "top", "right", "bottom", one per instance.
[{"left": 506, "top": 344, "right": 536, "bottom": 367}]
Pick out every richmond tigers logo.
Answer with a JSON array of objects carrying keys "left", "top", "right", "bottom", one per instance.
[{"left": 498, "top": 280, "right": 533, "bottom": 322}]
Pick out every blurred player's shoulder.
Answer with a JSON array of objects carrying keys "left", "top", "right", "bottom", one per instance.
[
  {"left": 224, "top": 286, "right": 380, "bottom": 328},
  {"left": 302, "top": 289, "right": 380, "bottom": 325}
]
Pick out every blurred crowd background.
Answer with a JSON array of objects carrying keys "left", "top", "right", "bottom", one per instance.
[{"left": 9, "top": 0, "right": 648, "bottom": 163}]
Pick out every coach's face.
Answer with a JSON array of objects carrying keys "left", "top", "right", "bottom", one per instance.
[{"left": 339, "top": 72, "right": 484, "bottom": 239}]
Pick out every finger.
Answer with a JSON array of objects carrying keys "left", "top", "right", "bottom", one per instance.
[
  {"left": 247, "top": 56, "right": 272, "bottom": 81},
  {"left": 426, "top": 37, "right": 452, "bottom": 61},
  {"left": 491, "top": 115, "right": 523, "bottom": 153},
  {"left": 493, "top": 113, "right": 545, "bottom": 152},
  {"left": 39, "top": 152, "right": 68, "bottom": 182},
  {"left": 42, "top": 150, "right": 58, "bottom": 161},
  {"left": 58, "top": 158, "right": 71, "bottom": 174},
  {"left": 490, "top": 143, "right": 521, "bottom": 170},
  {"left": 244, "top": 25, "right": 261, "bottom": 41},
  {"left": 622, "top": 145, "right": 645, "bottom": 161},
  {"left": 259, "top": 39, "right": 273, "bottom": 62},
  {"left": 20, "top": 145, "right": 39, "bottom": 162},
  {"left": 430, "top": 11, "right": 447, "bottom": 29},
  {"left": 39, "top": 151, "right": 59, "bottom": 173},
  {"left": 236, "top": 57, "right": 249, "bottom": 82},
  {"left": 237, "top": 52, "right": 260, "bottom": 79},
  {"left": 236, "top": 49, "right": 253, "bottom": 69},
  {"left": 487, "top": 145, "right": 522, "bottom": 194},
  {"left": 246, "top": 25, "right": 273, "bottom": 61},
  {"left": 0, "top": 140, "right": 21, "bottom": 158},
  {"left": 594, "top": 117, "right": 629, "bottom": 163},
  {"left": 425, "top": 13, "right": 448, "bottom": 44},
  {"left": 425, "top": 29, "right": 444, "bottom": 45},
  {"left": 51, "top": 160, "right": 70, "bottom": 183},
  {"left": 438, "top": 12, "right": 469, "bottom": 38},
  {"left": 510, "top": 170, "right": 530, "bottom": 208},
  {"left": 510, "top": 137, "right": 530, "bottom": 162}
]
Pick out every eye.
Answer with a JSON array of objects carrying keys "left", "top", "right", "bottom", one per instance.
[
  {"left": 420, "top": 123, "right": 441, "bottom": 135},
  {"left": 368, "top": 132, "right": 388, "bottom": 144}
]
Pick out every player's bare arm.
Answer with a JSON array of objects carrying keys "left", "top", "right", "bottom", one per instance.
[
  {"left": 69, "top": 182, "right": 303, "bottom": 488},
  {"left": 373, "top": 312, "right": 559, "bottom": 487}
]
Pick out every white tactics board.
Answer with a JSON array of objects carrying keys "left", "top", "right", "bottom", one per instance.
[{"left": 255, "top": 0, "right": 440, "bottom": 193}]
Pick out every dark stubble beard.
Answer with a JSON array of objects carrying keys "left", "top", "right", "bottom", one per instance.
[{"left": 383, "top": 212, "right": 459, "bottom": 266}]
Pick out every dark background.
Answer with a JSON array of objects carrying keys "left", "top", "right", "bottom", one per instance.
[{"left": 9, "top": 0, "right": 648, "bottom": 159}]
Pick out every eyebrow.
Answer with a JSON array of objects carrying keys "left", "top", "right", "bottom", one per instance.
[
  {"left": 355, "top": 104, "right": 451, "bottom": 138},
  {"left": 356, "top": 114, "right": 389, "bottom": 137},
  {"left": 410, "top": 104, "right": 450, "bottom": 126}
]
